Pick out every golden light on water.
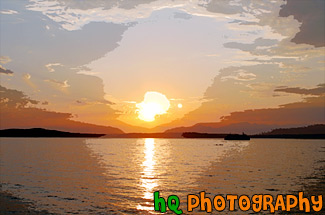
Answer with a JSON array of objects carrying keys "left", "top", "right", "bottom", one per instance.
[
  {"left": 141, "top": 138, "right": 157, "bottom": 198},
  {"left": 136, "top": 92, "right": 170, "bottom": 122},
  {"left": 137, "top": 138, "right": 158, "bottom": 211}
]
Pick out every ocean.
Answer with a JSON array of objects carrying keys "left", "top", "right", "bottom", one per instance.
[{"left": 0, "top": 138, "right": 324, "bottom": 214}]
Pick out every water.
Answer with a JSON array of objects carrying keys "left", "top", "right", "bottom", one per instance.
[{"left": 0, "top": 138, "right": 324, "bottom": 214}]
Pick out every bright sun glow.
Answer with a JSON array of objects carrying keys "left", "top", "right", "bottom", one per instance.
[{"left": 136, "top": 91, "right": 170, "bottom": 122}]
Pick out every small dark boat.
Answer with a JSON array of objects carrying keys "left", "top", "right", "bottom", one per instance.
[{"left": 224, "top": 133, "right": 250, "bottom": 140}]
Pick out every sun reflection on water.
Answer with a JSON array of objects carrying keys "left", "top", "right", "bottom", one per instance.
[{"left": 137, "top": 138, "right": 158, "bottom": 212}]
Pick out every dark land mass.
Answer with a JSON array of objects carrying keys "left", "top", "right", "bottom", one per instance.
[
  {"left": 182, "top": 132, "right": 228, "bottom": 138},
  {"left": 1, "top": 124, "right": 324, "bottom": 139},
  {"left": 0, "top": 128, "right": 105, "bottom": 138},
  {"left": 224, "top": 133, "right": 250, "bottom": 140},
  {"left": 258, "top": 124, "right": 325, "bottom": 135},
  {"left": 251, "top": 134, "right": 325, "bottom": 139},
  {"left": 252, "top": 124, "right": 325, "bottom": 139},
  {"left": 182, "top": 124, "right": 325, "bottom": 139},
  {"left": 164, "top": 122, "right": 298, "bottom": 135}
]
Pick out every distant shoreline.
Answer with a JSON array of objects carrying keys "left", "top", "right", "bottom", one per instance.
[
  {"left": 1, "top": 125, "right": 324, "bottom": 139},
  {"left": 182, "top": 132, "right": 325, "bottom": 139},
  {"left": 0, "top": 128, "right": 105, "bottom": 138}
]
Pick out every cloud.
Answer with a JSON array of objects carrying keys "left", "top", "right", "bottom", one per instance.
[
  {"left": 0, "top": 56, "right": 12, "bottom": 64},
  {"left": 45, "top": 79, "right": 70, "bottom": 88},
  {"left": 221, "top": 70, "right": 256, "bottom": 81},
  {"left": 45, "top": 63, "right": 62, "bottom": 72},
  {"left": 2, "top": 21, "right": 128, "bottom": 68},
  {"left": 219, "top": 95, "right": 325, "bottom": 125},
  {"left": 54, "top": 0, "right": 158, "bottom": 10},
  {"left": 0, "top": 65, "right": 14, "bottom": 75},
  {"left": 203, "top": 0, "right": 244, "bottom": 15},
  {"left": 26, "top": 0, "right": 164, "bottom": 30},
  {"left": 275, "top": 84, "right": 325, "bottom": 96},
  {"left": 0, "top": 85, "right": 38, "bottom": 108},
  {"left": 25, "top": 0, "right": 259, "bottom": 31},
  {"left": 75, "top": 98, "right": 114, "bottom": 105},
  {"left": 0, "top": 85, "right": 123, "bottom": 134},
  {"left": 279, "top": 0, "right": 325, "bottom": 47},
  {"left": 224, "top": 37, "right": 279, "bottom": 52},
  {"left": 278, "top": 63, "right": 310, "bottom": 74},
  {"left": 0, "top": 9, "right": 18, "bottom": 15},
  {"left": 2, "top": 0, "right": 323, "bottom": 131}
]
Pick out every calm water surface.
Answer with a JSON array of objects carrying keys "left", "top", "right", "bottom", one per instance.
[{"left": 0, "top": 138, "right": 324, "bottom": 214}]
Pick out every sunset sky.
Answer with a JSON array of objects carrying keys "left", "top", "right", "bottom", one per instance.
[{"left": 1, "top": 0, "right": 324, "bottom": 133}]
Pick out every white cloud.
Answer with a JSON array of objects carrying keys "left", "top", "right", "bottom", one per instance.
[
  {"left": 0, "top": 9, "right": 18, "bottom": 15},
  {"left": 26, "top": 0, "right": 258, "bottom": 31},
  {"left": 45, "top": 79, "right": 70, "bottom": 88},
  {"left": 45, "top": 63, "right": 62, "bottom": 72}
]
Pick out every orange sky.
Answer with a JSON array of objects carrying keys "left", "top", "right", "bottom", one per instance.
[{"left": 0, "top": 0, "right": 324, "bottom": 133}]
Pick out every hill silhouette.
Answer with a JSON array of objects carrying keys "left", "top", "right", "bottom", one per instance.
[
  {"left": 251, "top": 124, "right": 325, "bottom": 139},
  {"left": 258, "top": 124, "right": 325, "bottom": 135},
  {"left": 165, "top": 122, "right": 293, "bottom": 135},
  {"left": 0, "top": 128, "right": 105, "bottom": 138},
  {"left": 181, "top": 124, "right": 325, "bottom": 139}
]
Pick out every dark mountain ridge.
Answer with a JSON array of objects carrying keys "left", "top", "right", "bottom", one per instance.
[{"left": 0, "top": 128, "right": 105, "bottom": 138}]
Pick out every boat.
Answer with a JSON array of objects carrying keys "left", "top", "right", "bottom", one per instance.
[{"left": 224, "top": 133, "right": 250, "bottom": 140}]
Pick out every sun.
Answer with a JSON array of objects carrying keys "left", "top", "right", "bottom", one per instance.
[{"left": 136, "top": 91, "right": 170, "bottom": 122}]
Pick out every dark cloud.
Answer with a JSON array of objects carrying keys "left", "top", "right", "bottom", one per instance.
[
  {"left": 164, "top": 94, "right": 325, "bottom": 133},
  {"left": 204, "top": 0, "right": 243, "bottom": 15},
  {"left": 0, "top": 85, "right": 123, "bottom": 134},
  {"left": 0, "top": 85, "right": 38, "bottom": 107},
  {"left": 166, "top": 94, "right": 324, "bottom": 133},
  {"left": 220, "top": 96, "right": 325, "bottom": 125},
  {"left": 1, "top": 20, "right": 128, "bottom": 68},
  {"left": 0, "top": 66, "right": 13, "bottom": 75},
  {"left": 279, "top": 0, "right": 325, "bottom": 47},
  {"left": 164, "top": 86, "right": 325, "bottom": 134},
  {"left": 224, "top": 37, "right": 278, "bottom": 52},
  {"left": 275, "top": 84, "right": 325, "bottom": 96}
]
